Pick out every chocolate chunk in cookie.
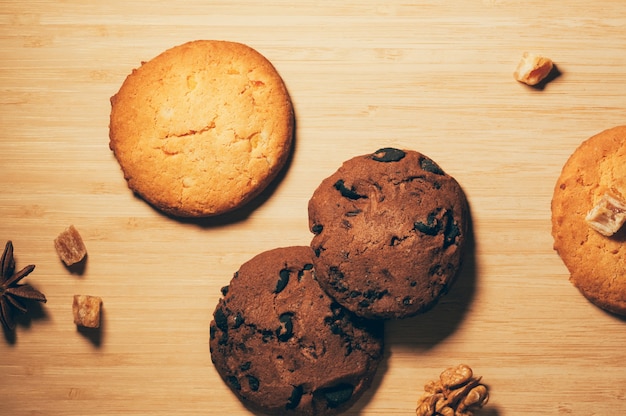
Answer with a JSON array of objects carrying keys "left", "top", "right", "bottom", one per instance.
[
  {"left": 209, "top": 246, "right": 384, "bottom": 415},
  {"left": 308, "top": 148, "right": 469, "bottom": 319}
]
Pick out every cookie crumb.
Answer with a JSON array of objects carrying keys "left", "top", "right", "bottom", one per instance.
[
  {"left": 54, "top": 225, "right": 87, "bottom": 266},
  {"left": 585, "top": 193, "right": 626, "bottom": 236},
  {"left": 72, "top": 295, "right": 102, "bottom": 328},
  {"left": 513, "top": 52, "right": 554, "bottom": 86}
]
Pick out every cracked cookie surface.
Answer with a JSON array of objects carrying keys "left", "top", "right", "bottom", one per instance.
[
  {"left": 551, "top": 126, "right": 626, "bottom": 316},
  {"left": 209, "top": 246, "right": 384, "bottom": 416},
  {"left": 308, "top": 148, "right": 469, "bottom": 319},
  {"left": 109, "top": 40, "right": 294, "bottom": 217}
]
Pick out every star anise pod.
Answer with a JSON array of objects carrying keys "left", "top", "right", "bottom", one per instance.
[{"left": 0, "top": 240, "right": 47, "bottom": 331}]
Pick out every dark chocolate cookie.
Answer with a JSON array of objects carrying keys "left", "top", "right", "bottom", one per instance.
[
  {"left": 209, "top": 246, "right": 384, "bottom": 416},
  {"left": 308, "top": 148, "right": 469, "bottom": 319}
]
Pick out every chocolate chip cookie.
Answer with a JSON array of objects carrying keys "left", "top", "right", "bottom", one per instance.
[
  {"left": 209, "top": 246, "right": 384, "bottom": 416},
  {"left": 308, "top": 148, "right": 469, "bottom": 319},
  {"left": 551, "top": 126, "right": 626, "bottom": 316},
  {"left": 109, "top": 40, "right": 294, "bottom": 217}
]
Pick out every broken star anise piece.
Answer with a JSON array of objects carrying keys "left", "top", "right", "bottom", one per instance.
[{"left": 0, "top": 240, "right": 47, "bottom": 331}]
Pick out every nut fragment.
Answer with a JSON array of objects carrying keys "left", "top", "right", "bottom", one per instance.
[
  {"left": 416, "top": 364, "right": 489, "bottom": 416},
  {"left": 585, "top": 193, "right": 626, "bottom": 236},
  {"left": 54, "top": 225, "right": 87, "bottom": 266},
  {"left": 72, "top": 295, "right": 102, "bottom": 328},
  {"left": 513, "top": 52, "right": 554, "bottom": 86}
]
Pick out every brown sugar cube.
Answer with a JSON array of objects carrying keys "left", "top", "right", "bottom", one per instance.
[
  {"left": 585, "top": 193, "right": 626, "bottom": 236},
  {"left": 72, "top": 295, "right": 102, "bottom": 328},
  {"left": 54, "top": 225, "right": 87, "bottom": 266},
  {"left": 513, "top": 52, "right": 554, "bottom": 86}
]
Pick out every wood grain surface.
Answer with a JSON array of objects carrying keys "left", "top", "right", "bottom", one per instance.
[{"left": 1, "top": 1, "right": 625, "bottom": 415}]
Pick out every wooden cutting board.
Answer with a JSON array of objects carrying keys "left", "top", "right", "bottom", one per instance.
[{"left": 1, "top": 1, "right": 625, "bottom": 415}]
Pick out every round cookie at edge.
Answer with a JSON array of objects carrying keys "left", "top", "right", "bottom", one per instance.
[
  {"left": 209, "top": 246, "right": 384, "bottom": 416},
  {"left": 308, "top": 148, "right": 469, "bottom": 320},
  {"left": 109, "top": 40, "right": 294, "bottom": 217},
  {"left": 551, "top": 125, "right": 626, "bottom": 316}
]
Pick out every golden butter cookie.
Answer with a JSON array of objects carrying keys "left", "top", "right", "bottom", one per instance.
[
  {"left": 109, "top": 40, "right": 294, "bottom": 217},
  {"left": 551, "top": 126, "right": 626, "bottom": 316}
]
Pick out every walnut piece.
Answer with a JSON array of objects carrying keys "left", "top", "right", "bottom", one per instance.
[
  {"left": 416, "top": 364, "right": 489, "bottom": 416},
  {"left": 72, "top": 295, "right": 102, "bottom": 328},
  {"left": 54, "top": 225, "right": 87, "bottom": 266},
  {"left": 585, "top": 193, "right": 626, "bottom": 236},
  {"left": 513, "top": 52, "right": 554, "bottom": 86}
]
